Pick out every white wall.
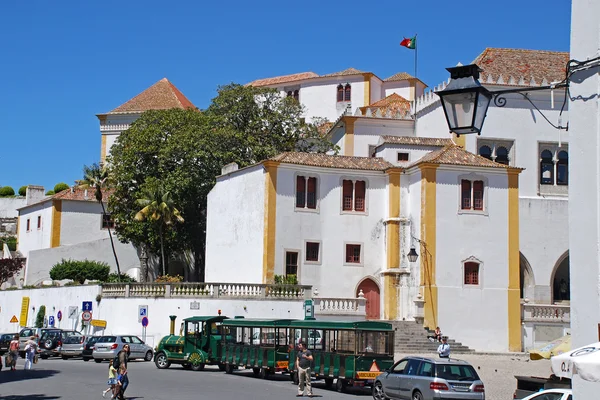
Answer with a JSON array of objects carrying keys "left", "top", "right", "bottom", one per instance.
[
  {"left": 60, "top": 201, "right": 110, "bottom": 245},
  {"left": 0, "top": 197, "right": 27, "bottom": 218},
  {"left": 351, "top": 119, "right": 415, "bottom": 157},
  {"left": 205, "top": 165, "right": 265, "bottom": 283},
  {"left": 18, "top": 201, "right": 53, "bottom": 258},
  {"left": 101, "top": 113, "right": 139, "bottom": 158},
  {"left": 435, "top": 168, "right": 510, "bottom": 351},
  {"left": 273, "top": 165, "right": 387, "bottom": 297},
  {"left": 25, "top": 238, "right": 139, "bottom": 285},
  {"left": 298, "top": 77, "right": 366, "bottom": 122},
  {"left": 0, "top": 286, "right": 305, "bottom": 349},
  {"left": 377, "top": 144, "right": 443, "bottom": 167},
  {"left": 370, "top": 77, "right": 383, "bottom": 104},
  {"left": 383, "top": 81, "right": 412, "bottom": 100}
]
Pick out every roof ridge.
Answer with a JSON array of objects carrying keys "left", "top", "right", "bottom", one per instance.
[{"left": 107, "top": 78, "right": 195, "bottom": 114}]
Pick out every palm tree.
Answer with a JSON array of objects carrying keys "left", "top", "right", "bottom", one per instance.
[
  {"left": 80, "top": 163, "right": 122, "bottom": 281},
  {"left": 134, "top": 187, "right": 184, "bottom": 277}
]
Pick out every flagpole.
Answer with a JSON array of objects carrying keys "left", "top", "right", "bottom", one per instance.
[{"left": 414, "top": 34, "right": 418, "bottom": 79}]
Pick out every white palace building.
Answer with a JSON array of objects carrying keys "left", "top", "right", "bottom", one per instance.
[{"left": 205, "top": 48, "right": 571, "bottom": 352}]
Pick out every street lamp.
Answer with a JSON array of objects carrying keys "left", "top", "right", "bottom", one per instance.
[
  {"left": 407, "top": 247, "right": 419, "bottom": 263},
  {"left": 435, "top": 64, "right": 492, "bottom": 136}
]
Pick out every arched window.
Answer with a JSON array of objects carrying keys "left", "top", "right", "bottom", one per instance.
[
  {"left": 337, "top": 85, "right": 344, "bottom": 102},
  {"left": 344, "top": 84, "right": 351, "bottom": 102},
  {"left": 557, "top": 151, "right": 568, "bottom": 185},
  {"left": 293, "top": 90, "right": 299, "bottom": 101},
  {"left": 496, "top": 146, "right": 509, "bottom": 165},
  {"left": 287, "top": 91, "right": 293, "bottom": 98},
  {"left": 540, "top": 150, "right": 554, "bottom": 185},
  {"left": 479, "top": 145, "right": 492, "bottom": 160},
  {"left": 464, "top": 262, "right": 479, "bottom": 285}
]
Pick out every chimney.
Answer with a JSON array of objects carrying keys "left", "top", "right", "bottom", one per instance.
[
  {"left": 26, "top": 185, "right": 45, "bottom": 205},
  {"left": 221, "top": 162, "right": 239, "bottom": 175}
]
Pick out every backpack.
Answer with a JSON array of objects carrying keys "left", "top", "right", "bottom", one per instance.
[{"left": 113, "top": 352, "right": 121, "bottom": 370}]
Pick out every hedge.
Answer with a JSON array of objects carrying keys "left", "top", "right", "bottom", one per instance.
[{"left": 49, "top": 259, "right": 110, "bottom": 284}]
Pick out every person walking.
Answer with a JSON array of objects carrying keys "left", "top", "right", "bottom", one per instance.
[
  {"left": 115, "top": 344, "right": 130, "bottom": 400},
  {"left": 8, "top": 334, "right": 19, "bottom": 371},
  {"left": 23, "top": 336, "right": 38, "bottom": 370},
  {"left": 296, "top": 341, "right": 314, "bottom": 397},
  {"left": 437, "top": 337, "right": 451, "bottom": 358},
  {"left": 103, "top": 358, "right": 118, "bottom": 398}
]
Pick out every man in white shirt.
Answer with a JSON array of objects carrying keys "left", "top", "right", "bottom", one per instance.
[{"left": 437, "top": 337, "right": 450, "bottom": 358}]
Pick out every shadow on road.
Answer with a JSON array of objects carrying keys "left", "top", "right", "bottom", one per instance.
[
  {"left": 0, "top": 395, "right": 61, "bottom": 399},
  {"left": 0, "top": 369, "right": 60, "bottom": 384}
]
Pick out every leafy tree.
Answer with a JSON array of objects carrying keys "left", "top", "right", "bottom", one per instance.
[
  {"left": 0, "top": 258, "right": 25, "bottom": 285},
  {"left": 0, "top": 186, "right": 15, "bottom": 197},
  {"left": 135, "top": 186, "right": 184, "bottom": 276},
  {"left": 105, "top": 273, "right": 136, "bottom": 283},
  {"left": 35, "top": 305, "right": 46, "bottom": 328},
  {"left": 49, "top": 259, "right": 110, "bottom": 284},
  {"left": 45, "top": 190, "right": 55, "bottom": 196},
  {"left": 18, "top": 186, "right": 27, "bottom": 196},
  {"left": 53, "top": 182, "right": 69, "bottom": 193},
  {"left": 79, "top": 163, "right": 122, "bottom": 280}
]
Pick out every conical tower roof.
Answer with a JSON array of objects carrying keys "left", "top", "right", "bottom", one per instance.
[{"left": 107, "top": 78, "right": 195, "bottom": 114}]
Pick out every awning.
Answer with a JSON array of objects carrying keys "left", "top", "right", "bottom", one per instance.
[
  {"left": 551, "top": 341, "right": 600, "bottom": 382},
  {"left": 529, "top": 334, "right": 571, "bottom": 360}
]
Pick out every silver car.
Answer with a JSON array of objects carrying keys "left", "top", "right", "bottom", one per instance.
[
  {"left": 60, "top": 335, "right": 86, "bottom": 359},
  {"left": 92, "top": 335, "right": 153, "bottom": 362},
  {"left": 373, "top": 356, "right": 485, "bottom": 400}
]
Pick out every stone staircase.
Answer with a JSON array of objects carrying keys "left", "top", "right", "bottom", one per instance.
[{"left": 388, "top": 321, "right": 474, "bottom": 354}]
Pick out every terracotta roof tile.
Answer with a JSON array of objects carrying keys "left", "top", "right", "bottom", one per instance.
[
  {"left": 472, "top": 48, "right": 569, "bottom": 85},
  {"left": 321, "top": 68, "right": 366, "bottom": 77},
  {"left": 53, "top": 187, "right": 114, "bottom": 202},
  {"left": 361, "top": 93, "right": 411, "bottom": 116},
  {"left": 108, "top": 78, "right": 195, "bottom": 114},
  {"left": 247, "top": 72, "right": 319, "bottom": 87},
  {"left": 412, "top": 145, "right": 520, "bottom": 169},
  {"left": 379, "top": 135, "right": 452, "bottom": 147},
  {"left": 270, "top": 152, "right": 393, "bottom": 171},
  {"left": 384, "top": 72, "right": 415, "bottom": 82}
]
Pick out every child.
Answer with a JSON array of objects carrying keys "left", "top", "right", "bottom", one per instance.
[
  {"left": 102, "top": 359, "right": 117, "bottom": 398},
  {"left": 114, "top": 364, "right": 127, "bottom": 400}
]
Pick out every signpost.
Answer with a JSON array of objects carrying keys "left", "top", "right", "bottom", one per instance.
[
  {"left": 19, "top": 297, "right": 30, "bottom": 327},
  {"left": 48, "top": 316, "right": 55, "bottom": 327},
  {"left": 82, "top": 311, "right": 92, "bottom": 323},
  {"left": 68, "top": 306, "right": 78, "bottom": 319},
  {"left": 57, "top": 311, "right": 62, "bottom": 321},
  {"left": 91, "top": 319, "right": 107, "bottom": 328},
  {"left": 141, "top": 316, "right": 148, "bottom": 342},
  {"left": 10, "top": 315, "right": 18, "bottom": 323},
  {"left": 82, "top": 301, "right": 92, "bottom": 312},
  {"left": 304, "top": 299, "right": 315, "bottom": 320},
  {"left": 138, "top": 305, "right": 148, "bottom": 323}
]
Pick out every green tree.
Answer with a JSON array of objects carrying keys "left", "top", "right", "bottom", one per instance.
[
  {"left": 45, "top": 190, "right": 55, "bottom": 196},
  {"left": 134, "top": 186, "right": 184, "bottom": 276},
  {"left": 35, "top": 305, "right": 46, "bottom": 328},
  {"left": 49, "top": 259, "right": 110, "bottom": 284},
  {"left": 79, "top": 163, "right": 122, "bottom": 280},
  {"left": 0, "top": 258, "right": 24, "bottom": 285},
  {"left": 53, "top": 182, "right": 69, "bottom": 193},
  {"left": 18, "top": 186, "right": 27, "bottom": 196},
  {"left": 0, "top": 186, "right": 15, "bottom": 197}
]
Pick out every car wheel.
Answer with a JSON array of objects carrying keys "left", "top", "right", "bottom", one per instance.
[
  {"left": 44, "top": 339, "right": 53, "bottom": 349},
  {"left": 144, "top": 351, "right": 153, "bottom": 362},
  {"left": 218, "top": 363, "right": 226, "bottom": 371},
  {"left": 225, "top": 363, "right": 234, "bottom": 374},
  {"left": 336, "top": 379, "right": 346, "bottom": 393},
  {"left": 372, "top": 382, "right": 387, "bottom": 400},
  {"left": 325, "top": 378, "right": 334, "bottom": 389},
  {"left": 94, "top": 359, "right": 102, "bottom": 363},
  {"left": 83, "top": 357, "right": 90, "bottom": 362},
  {"left": 182, "top": 363, "right": 191, "bottom": 370},
  {"left": 412, "top": 390, "right": 423, "bottom": 400},
  {"left": 191, "top": 362, "right": 205, "bottom": 371},
  {"left": 259, "top": 367, "right": 269, "bottom": 379},
  {"left": 155, "top": 352, "right": 171, "bottom": 369},
  {"left": 40, "top": 355, "right": 48, "bottom": 360},
  {"left": 62, "top": 355, "right": 68, "bottom": 360}
]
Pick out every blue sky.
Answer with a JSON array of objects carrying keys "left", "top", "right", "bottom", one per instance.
[{"left": 0, "top": 0, "right": 571, "bottom": 193}]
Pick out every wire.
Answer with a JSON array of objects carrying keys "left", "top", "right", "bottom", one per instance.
[{"left": 516, "top": 92, "right": 566, "bottom": 130}]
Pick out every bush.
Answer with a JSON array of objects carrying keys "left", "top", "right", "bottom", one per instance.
[
  {"left": 0, "top": 186, "right": 15, "bottom": 197},
  {"left": 0, "top": 236, "right": 17, "bottom": 251},
  {"left": 155, "top": 274, "right": 183, "bottom": 283},
  {"left": 45, "top": 190, "right": 55, "bottom": 196},
  {"left": 49, "top": 259, "right": 110, "bottom": 284},
  {"left": 53, "top": 183, "right": 69, "bottom": 193},
  {"left": 105, "top": 273, "right": 136, "bottom": 283},
  {"left": 35, "top": 305, "right": 46, "bottom": 328},
  {"left": 18, "top": 186, "right": 27, "bottom": 196},
  {"left": 274, "top": 274, "right": 298, "bottom": 285}
]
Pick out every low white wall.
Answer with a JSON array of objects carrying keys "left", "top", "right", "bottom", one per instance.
[
  {"left": 0, "top": 286, "right": 306, "bottom": 349},
  {"left": 25, "top": 238, "right": 140, "bottom": 285},
  {"left": 0, "top": 197, "right": 26, "bottom": 218}
]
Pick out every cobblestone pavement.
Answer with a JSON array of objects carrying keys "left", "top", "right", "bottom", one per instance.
[{"left": 396, "top": 352, "right": 552, "bottom": 400}]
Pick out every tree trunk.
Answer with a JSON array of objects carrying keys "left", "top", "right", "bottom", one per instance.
[
  {"left": 140, "top": 244, "right": 148, "bottom": 283},
  {"left": 160, "top": 225, "right": 166, "bottom": 276},
  {"left": 100, "top": 201, "right": 122, "bottom": 281}
]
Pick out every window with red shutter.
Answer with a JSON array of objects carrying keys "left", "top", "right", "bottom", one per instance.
[
  {"left": 473, "top": 181, "right": 484, "bottom": 210},
  {"left": 346, "top": 244, "right": 361, "bottom": 263},
  {"left": 342, "top": 180, "right": 353, "bottom": 211},
  {"left": 344, "top": 84, "right": 351, "bottom": 102},
  {"left": 464, "top": 262, "right": 479, "bottom": 285},
  {"left": 306, "top": 242, "right": 320, "bottom": 262},
  {"left": 354, "top": 181, "right": 365, "bottom": 211},
  {"left": 296, "top": 176, "right": 306, "bottom": 208},
  {"left": 337, "top": 85, "right": 344, "bottom": 102},
  {"left": 26, "top": 219, "right": 31, "bottom": 231},
  {"left": 37, "top": 216, "right": 41, "bottom": 229},
  {"left": 307, "top": 177, "right": 317, "bottom": 209},
  {"left": 461, "top": 180, "right": 472, "bottom": 210}
]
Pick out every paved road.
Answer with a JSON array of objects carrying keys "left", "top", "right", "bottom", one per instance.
[{"left": 0, "top": 357, "right": 371, "bottom": 400}]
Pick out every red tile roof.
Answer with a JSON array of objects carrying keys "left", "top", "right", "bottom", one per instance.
[
  {"left": 384, "top": 72, "right": 415, "bottom": 82},
  {"left": 53, "top": 187, "right": 115, "bottom": 202},
  {"left": 379, "top": 135, "right": 452, "bottom": 147},
  {"left": 248, "top": 72, "right": 319, "bottom": 87},
  {"left": 361, "top": 93, "right": 411, "bottom": 115},
  {"left": 270, "top": 152, "right": 393, "bottom": 171},
  {"left": 412, "top": 145, "right": 521, "bottom": 169},
  {"left": 321, "top": 68, "right": 366, "bottom": 77},
  {"left": 472, "top": 48, "right": 569, "bottom": 84},
  {"left": 107, "top": 78, "right": 196, "bottom": 114}
]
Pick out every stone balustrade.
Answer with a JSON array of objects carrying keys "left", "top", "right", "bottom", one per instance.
[
  {"left": 522, "top": 303, "right": 571, "bottom": 323},
  {"left": 314, "top": 297, "right": 366, "bottom": 316},
  {"left": 101, "top": 282, "right": 312, "bottom": 300},
  {"left": 99, "top": 123, "right": 131, "bottom": 132}
]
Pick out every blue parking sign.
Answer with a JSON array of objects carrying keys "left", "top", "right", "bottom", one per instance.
[
  {"left": 82, "top": 301, "right": 92, "bottom": 311},
  {"left": 49, "top": 316, "right": 55, "bottom": 326}
]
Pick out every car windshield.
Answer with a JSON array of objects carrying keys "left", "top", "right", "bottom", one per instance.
[
  {"left": 435, "top": 364, "right": 480, "bottom": 381},
  {"left": 1, "top": 334, "right": 14, "bottom": 340},
  {"left": 64, "top": 336, "right": 83, "bottom": 344},
  {"left": 86, "top": 337, "right": 100, "bottom": 344},
  {"left": 97, "top": 336, "right": 117, "bottom": 343},
  {"left": 41, "top": 331, "right": 61, "bottom": 339},
  {"left": 63, "top": 331, "right": 80, "bottom": 338}
]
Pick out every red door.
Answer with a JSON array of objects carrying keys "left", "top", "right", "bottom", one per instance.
[{"left": 357, "top": 279, "right": 380, "bottom": 320}]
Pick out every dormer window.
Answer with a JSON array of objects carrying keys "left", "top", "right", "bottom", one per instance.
[{"left": 337, "top": 84, "right": 351, "bottom": 102}]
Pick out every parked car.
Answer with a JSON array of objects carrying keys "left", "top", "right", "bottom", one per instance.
[
  {"left": 294, "top": 329, "right": 323, "bottom": 349},
  {"left": 513, "top": 375, "right": 571, "bottom": 399},
  {"left": 60, "top": 335, "right": 86, "bottom": 359},
  {"left": 38, "top": 329, "right": 82, "bottom": 359},
  {"left": 82, "top": 336, "right": 102, "bottom": 361},
  {"left": 0, "top": 333, "right": 18, "bottom": 354},
  {"left": 373, "top": 356, "right": 485, "bottom": 400},
  {"left": 17, "top": 327, "right": 50, "bottom": 355},
  {"left": 519, "top": 389, "right": 572, "bottom": 400},
  {"left": 92, "top": 335, "right": 153, "bottom": 362}
]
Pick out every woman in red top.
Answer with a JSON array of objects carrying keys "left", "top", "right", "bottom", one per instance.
[{"left": 8, "top": 334, "right": 20, "bottom": 371}]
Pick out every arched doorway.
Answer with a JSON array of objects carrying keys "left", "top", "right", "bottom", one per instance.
[
  {"left": 552, "top": 252, "right": 570, "bottom": 303},
  {"left": 357, "top": 278, "right": 380, "bottom": 320},
  {"left": 520, "top": 252, "right": 535, "bottom": 300}
]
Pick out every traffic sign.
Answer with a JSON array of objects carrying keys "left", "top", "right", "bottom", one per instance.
[
  {"left": 57, "top": 311, "right": 62, "bottom": 321},
  {"left": 82, "top": 301, "right": 93, "bottom": 312},
  {"left": 82, "top": 311, "right": 92, "bottom": 322},
  {"left": 10, "top": 315, "right": 18, "bottom": 323},
  {"left": 91, "top": 319, "right": 107, "bottom": 328},
  {"left": 141, "top": 316, "right": 149, "bottom": 327},
  {"left": 138, "top": 305, "right": 148, "bottom": 322},
  {"left": 68, "top": 306, "right": 78, "bottom": 320},
  {"left": 49, "top": 316, "right": 55, "bottom": 327}
]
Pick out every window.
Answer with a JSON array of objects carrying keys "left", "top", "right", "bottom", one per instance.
[
  {"left": 539, "top": 144, "right": 569, "bottom": 195},
  {"left": 479, "top": 145, "right": 492, "bottom": 160},
  {"left": 287, "top": 90, "right": 299, "bottom": 101},
  {"left": 37, "top": 216, "right": 41, "bottom": 229},
  {"left": 342, "top": 179, "right": 367, "bottom": 212},
  {"left": 296, "top": 176, "right": 317, "bottom": 209},
  {"left": 285, "top": 251, "right": 298, "bottom": 276},
  {"left": 461, "top": 179, "right": 485, "bottom": 211},
  {"left": 495, "top": 146, "right": 509, "bottom": 165},
  {"left": 417, "top": 361, "right": 434, "bottom": 377},
  {"left": 557, "top": 150, "right": 568, "bottom": 185},
  {"left": 345, "top": 244, "right": 361, "bottom": 263},
  {"left": 392, "top": 359, "right": 408, "bottom": 373},
  {"left": 368, "top": 145, "right": 377, "bottom": 158},
  {"left": 305, "top": 242, "right": 320, "bottom": 262},
  {"left": 26, "top": 218, "right": 31, "bottom": 232},
  {"left": 337, "top": 84, "right": 351, "bottom": 102},
  {"left": 344, "top": 84, "right": 351, "bottom": 102},
  {"left": 337, "top": 85, "right": 344, "bottom": 102},
  {"left": 464, "top": 262, "right": 479, "bottom": 285},
  {"left": 540, "top": 150, "right": 554, "bottom": 185},
  {"left": 102, "top": 214, "right": 115, "bottom": 229},
  {"left": 477, "top": 140, "right": 514, "bottom": 165},
  {"left": 397, "top": 152, "right": 409, "bottom": 162}
]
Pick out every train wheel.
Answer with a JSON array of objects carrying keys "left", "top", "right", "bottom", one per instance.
[
  {"left": 336, "top": 379, "right": 346, "bottom": 393},
  {"left": 218, "top": 363, "right": 226, "bottom": 371},
  {"left": 225, "top": 363, "right": 234, "bottom": 374},
  {"left": 191, "top": 362, "right": 205, "bottom": 371},
  {"left": 325, "top": 378, "right": 333, "bottom": 389},
  {"left": 154, "top": 352, "right": 171, "bottom": 369},
  {"left": 259, "top": 367, "right": 269, "bottom": 379},
  {"left": 252, "top": 367, "right": 260, "bottom": 377}
]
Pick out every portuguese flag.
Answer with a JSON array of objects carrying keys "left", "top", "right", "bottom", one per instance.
[{"left": 400, "top": 36, "right": 416, "bottom": 49}]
